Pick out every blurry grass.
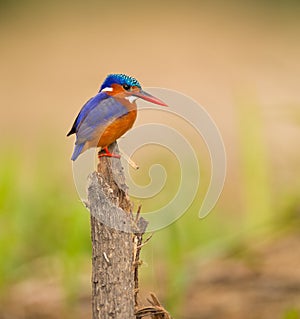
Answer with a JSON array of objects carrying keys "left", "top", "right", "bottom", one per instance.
[
  {"left": 0, "top": 147, "right": 90, "bottom": 299},
  {"left": 283, "top": 308, "right": 300, "bottom": 319},
  {"left": 0, "top": 142, "right": 234, "bottom": 316},
  {"left": 235, "top": 93, "right": 273, "bottom": 234},
  {"left": 0, "top": 98, "right": 299, "bottom": 317},
  {"left": 138, "top": 95, "right": 300, "bottom": 316}
]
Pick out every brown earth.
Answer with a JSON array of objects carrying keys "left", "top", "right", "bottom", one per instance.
[
  {"left": 1, "top": 232, "right": 299, "bottom": 319},
  {"left": 183, "top": 232, "right": 300, "bottom": 319}
]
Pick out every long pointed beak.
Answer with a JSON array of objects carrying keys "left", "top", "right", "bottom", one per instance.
[{"left": 133, "top": 89, "right": 168, "bottom": 106}]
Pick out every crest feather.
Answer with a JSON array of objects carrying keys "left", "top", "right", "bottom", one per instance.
[{"left": 100, "top": 73, "right": 141, "bottom": 91}]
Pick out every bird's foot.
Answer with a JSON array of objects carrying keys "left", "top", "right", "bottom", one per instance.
[{"left": 98, "top": 146, "right": 121, "bottom": 159}]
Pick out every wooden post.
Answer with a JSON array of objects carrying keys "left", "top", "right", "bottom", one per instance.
[
  {"left": 87, "top": 143, "right": 135, "bottom": 319},
  {"left": 86, "top": 142, "right": 172, "bottom": 319}
]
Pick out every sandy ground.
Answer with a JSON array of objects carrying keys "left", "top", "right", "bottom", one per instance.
[
  {"left": 1, "top": 231, "right": 300, "bottom": 319},
  {"left": 184, "top": 232, "right": 300, "bottom": 319}
]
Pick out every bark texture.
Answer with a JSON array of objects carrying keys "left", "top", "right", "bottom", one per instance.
[
  {"left": 87, "top": 143, "right": 135, "bottom": 319},
  {"left": 86, "top": 143, "right": 171, "bottom": 319}
]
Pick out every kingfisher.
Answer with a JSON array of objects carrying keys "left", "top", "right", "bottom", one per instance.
[{"left": 67, "top": 74, "right": 167, "bottom": 161}]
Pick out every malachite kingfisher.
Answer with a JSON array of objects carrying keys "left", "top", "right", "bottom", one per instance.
[{"left": 67, "top": 74, "right": 168, "bottom": 161}]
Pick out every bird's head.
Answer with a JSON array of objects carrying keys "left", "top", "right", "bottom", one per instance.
[{"left": 99, "top": 74, "right": 167, "bottom": 106}]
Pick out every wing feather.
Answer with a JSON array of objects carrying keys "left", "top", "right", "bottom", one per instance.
[
  {"left": 67, "top": 92, "right": 110, "bottom": 136},
  {"left": 74, "top": 95, "right": 128, "bottom": 145}
]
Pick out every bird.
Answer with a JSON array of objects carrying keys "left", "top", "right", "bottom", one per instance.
[{"left": 67, "top": 74, "right": 167, "bottom": 161}]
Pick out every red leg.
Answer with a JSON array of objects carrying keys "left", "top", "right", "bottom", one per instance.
[{"left": 98, "top": 146, "right": 121, "bottom": 159}]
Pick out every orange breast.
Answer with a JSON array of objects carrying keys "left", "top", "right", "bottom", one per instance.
[{"left": 97, "top": 109, "right": 137, "bottom": 147}]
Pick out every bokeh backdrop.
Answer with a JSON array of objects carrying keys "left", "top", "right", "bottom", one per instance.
[{"left": 1, "top": 1, "right": 300, "bottom": 318}]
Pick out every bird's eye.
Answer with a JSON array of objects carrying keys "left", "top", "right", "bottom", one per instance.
[{"left": 123, "top": 84, "right": 131, "bottom": 91}]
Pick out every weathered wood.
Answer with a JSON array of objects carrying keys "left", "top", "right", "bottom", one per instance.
[
  {"left": 87, "top": 143, "right": 135, "bottom": 319},
  {"left": 86, "top": 142, "right": 171, "bottom": 319}
]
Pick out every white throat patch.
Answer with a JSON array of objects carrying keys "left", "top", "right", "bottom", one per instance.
[{"left": 125, "top": 96, "right": 138, "bottom": 103}]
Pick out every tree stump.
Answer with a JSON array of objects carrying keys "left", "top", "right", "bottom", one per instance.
[
  {"left": 87, "top": 143, "right": 135, "bottom": 319},
  {"left": 86, "top": 143, "right": 171, "bottom": 319}
]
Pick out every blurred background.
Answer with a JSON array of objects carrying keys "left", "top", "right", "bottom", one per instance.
[{"left": 1, "top": 0, "right": 300, "bottom": 318}]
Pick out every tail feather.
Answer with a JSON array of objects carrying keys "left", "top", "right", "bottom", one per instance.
[{"left": 71, "top": 143, "right": 85, "bottom": 161}]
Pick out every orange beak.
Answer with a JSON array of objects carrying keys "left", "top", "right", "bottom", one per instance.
[{"left": 132, "top": 89, "right": 168, "bottom": 106}]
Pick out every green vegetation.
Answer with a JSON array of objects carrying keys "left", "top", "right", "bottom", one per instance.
[
  {"left": 0, "top": 98, "right": 299, "bottom": 317},
  {"left": 0, "top": 148, "right": 90, "bottom": 298},
  {"left": 283, "top": 308, "right": 300, "bottom": 319}
]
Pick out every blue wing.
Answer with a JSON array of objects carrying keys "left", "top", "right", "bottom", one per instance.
[
  {"left": 75, "top": 95, "right": 129, "bottom": 144},
  {"left": 67, "top": 92, "right": 109, "bottom": 136},
  {"left": 68, "top": 92, "right": 129, "bottom": 161}
]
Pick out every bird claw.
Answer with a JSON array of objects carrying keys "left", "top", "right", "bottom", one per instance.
[{"left": 98, "top": 147, "right": 121, "bottom": 159}]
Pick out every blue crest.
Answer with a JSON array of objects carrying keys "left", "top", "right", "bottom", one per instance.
[{"left": 100, "top": 74, "right": 142, "bottom": 91}]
